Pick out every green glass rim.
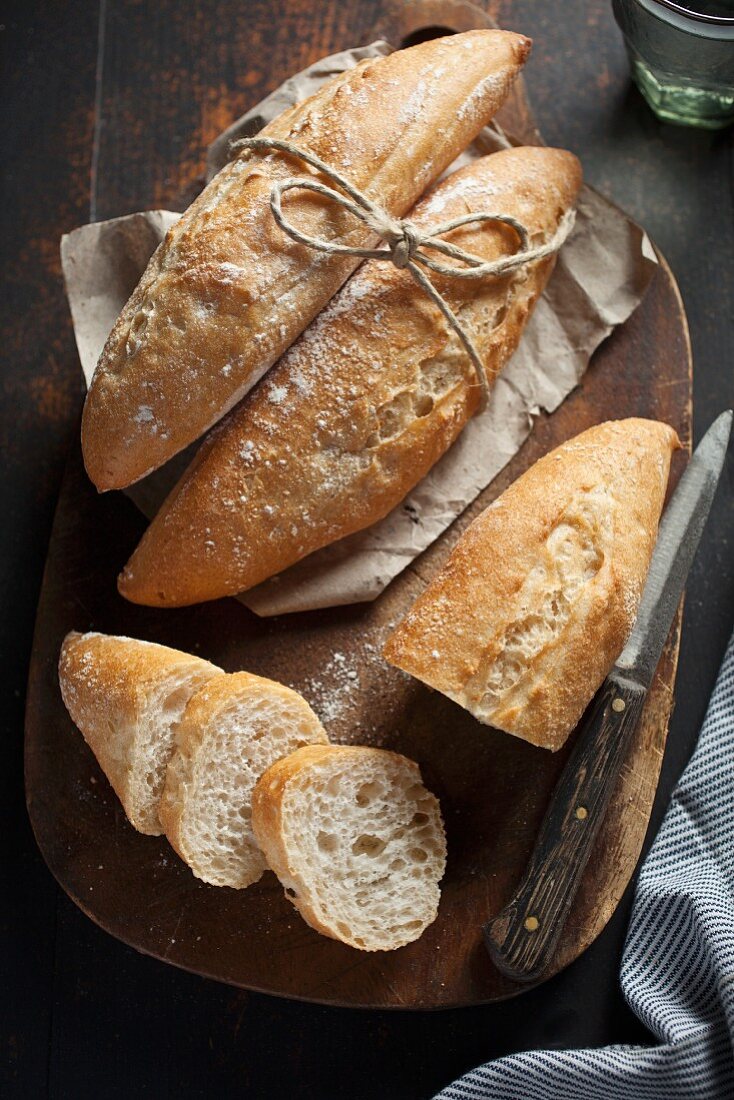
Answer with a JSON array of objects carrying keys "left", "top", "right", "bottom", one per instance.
[{"left": 651, "top": 0, "right": 734, "bottom": 24}]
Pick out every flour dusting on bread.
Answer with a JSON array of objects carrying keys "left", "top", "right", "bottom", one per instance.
[
  {"left": 118, "top": 146, "right": 581, "bottom": 608},
  {"left": 81, "top": 31, "right": 531, "bottom": 491},
  {"left": 384, "top": 419, "right": 679, "bottom": 750}
]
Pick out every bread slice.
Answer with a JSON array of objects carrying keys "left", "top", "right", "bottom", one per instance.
[
  {"left": 384, "top": 419, "right": 680, "bottom": 751},
  {"left": 252, "top": 745, "right": 446, "bottom": 950},
  {"left": 159, "top": 672, "right": 328, "bottom": 888},
  {"left": 81, "top": 30, "right": 530, "bottom": 491},
  {"left": 118, "top": 146, "right": 582, "bottom": 607},
  {"left": 58, "top": 631, "right": 222, "bottom": 834}
]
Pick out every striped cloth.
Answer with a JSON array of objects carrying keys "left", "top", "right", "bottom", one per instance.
[{"left": 438, "top": 630, "right": 734, "bottom": 1100}]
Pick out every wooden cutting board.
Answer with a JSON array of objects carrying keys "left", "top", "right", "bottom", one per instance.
[{"left": 24, "top": 0, "right": 691, "bottom": 1008}]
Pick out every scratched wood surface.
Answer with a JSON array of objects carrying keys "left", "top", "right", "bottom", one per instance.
[{"left": 23, "top": 0, "right": 691, "bottom": 1010}]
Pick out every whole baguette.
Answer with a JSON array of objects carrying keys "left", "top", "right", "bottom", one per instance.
[
  {"left": 58, "top": 631, "right": 222, "bottom": 833},
  {"left": 81, "top": 30, "right": 530, "bottom": 491},
  {"left": 383, "top": 419, "right": 680, "bottom": 751},
  {"left": 119, "top": 146, "right": 581, "bottom": 608},
  {"left": 251, "top": 744, "right": 446, "bottom": 951}
]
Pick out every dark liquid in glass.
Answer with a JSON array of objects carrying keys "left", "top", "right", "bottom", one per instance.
[
  {"left": 685, "top": 2, "right": 734, "bottom": 16},
  {"left": 613, "top": 0, "right": 734, "bottom": 128}
]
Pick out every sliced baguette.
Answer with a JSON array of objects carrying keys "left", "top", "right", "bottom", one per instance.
[
  {"left": 160, "top": 672, "right": 328, "bottom": 888},
  {"left": 58, "top": 631, "right": 222, "bottom": 834},
  {"left": 383, "top": 419, "right": 680, "bottom": 750},
  {"left": 119, "top": 146, "right": 582, "bottom": 607},
  {"left": 81, "top": 30, "right": 530, "bottom": 491},
  {"left": 252, "top": 745, "right": 446, "bottom": 950}
]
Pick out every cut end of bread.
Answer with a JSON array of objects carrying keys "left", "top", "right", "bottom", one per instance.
[
  {"left": 252, "top": 745, "right": 446, "bottom": 951},
  {"left": 159, "top": 672, "right": 328, "bottom": 888},
  {"left": 58, "top": 631, "right": 222, "bottom": 834}
]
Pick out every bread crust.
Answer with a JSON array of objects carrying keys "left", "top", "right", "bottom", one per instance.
[
  {"left": 252, "top": 744, "right": 446, "bottom": 950},
  {"left": 58, "top": 631, "right": 222, "bottom": 833},
  {"left": 159, "top": 671, "right": 327, "bottom": 886},
  {"left": 81, "top": 30, "right": 530, "bottom": 491},
  {"left": 383, "top": 419, "right": 680, "bottom": 750},
  {"left": 118, "top": 146, "right": 581, "bottom": 607},
  {"left": 251, "top": 745, "right": 343, "bottom": 909}
]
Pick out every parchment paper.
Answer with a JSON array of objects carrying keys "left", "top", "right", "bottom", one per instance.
[{"left": 61, "top": 42, "right": 658, "bottom": 616}]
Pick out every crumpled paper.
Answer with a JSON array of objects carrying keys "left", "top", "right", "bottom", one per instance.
[{"left": 61, "top": 41, "right": 658, "bottom": 616}]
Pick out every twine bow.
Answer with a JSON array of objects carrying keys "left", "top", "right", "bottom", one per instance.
[{"left": 235, "top": 136, "right": 575, "bottom": 409}]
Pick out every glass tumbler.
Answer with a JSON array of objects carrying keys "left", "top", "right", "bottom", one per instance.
[{"left": 612, "top": 0, "right": 734, "bottom": 128}]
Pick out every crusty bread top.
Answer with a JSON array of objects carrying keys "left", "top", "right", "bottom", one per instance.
[
  {"left": 383, "top": 419, "right": 680, "bottom": 750},
  {"left": 169, "top": 668, "right": 327, "bottom": 735},
  {"left": 59, "top": 631, "right": 222, "bottom": 735},
  {"left": 251, "top": 744, "right": 446, "bottom": 950},
  {"left": 81, "top": 30, "right": 530, "bottom": 491},
  {"left": 118, "top": 147, "right": 582, "bottom": 608}
]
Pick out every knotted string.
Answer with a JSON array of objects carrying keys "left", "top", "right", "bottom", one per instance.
[{"left": 235, "top": 135, "right": 575, "bottom": 410}]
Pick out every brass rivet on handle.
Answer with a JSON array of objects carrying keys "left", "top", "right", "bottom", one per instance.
[
  {"left": 524, "top": 916, "right": 540, "bottom": 932},
  {"left": 612, "top": 697, "right": 626, "bottom": 713},
  {"left": 575, "top": 806, "right": 588, "bottom": 820}
]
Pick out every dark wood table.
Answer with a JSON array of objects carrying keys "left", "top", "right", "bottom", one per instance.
[{"left": 3, "top": 1, "right": 733, "bottom": 1096}]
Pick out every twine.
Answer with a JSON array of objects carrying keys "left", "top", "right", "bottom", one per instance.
[{"left": 235, "top": 136, "right": 575, "bottom": 409}]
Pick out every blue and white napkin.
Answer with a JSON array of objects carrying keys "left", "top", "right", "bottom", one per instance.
[{"left": 438, "top": 630, "right": 734, "bottom": 1100}]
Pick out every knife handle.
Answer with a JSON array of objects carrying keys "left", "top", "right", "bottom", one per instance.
[{"left": 484, "top": 673, "right": 647, "bottom": 984}]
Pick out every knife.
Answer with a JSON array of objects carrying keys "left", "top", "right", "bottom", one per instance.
[{"left": 484, "top": 410, "right": 732, "bottom": 984}]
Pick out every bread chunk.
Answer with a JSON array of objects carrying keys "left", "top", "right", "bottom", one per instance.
[
  {"left": 58, "top": 631, "right": 222, "bottom": 833},
  {"left": 160, "top": 672, "right": 328, "bottom": 888},
  {"left": 252, "top": 744, "right": 446, "bottom": 950},
  {"left": 384, "top": 419, "right": 680, "bottom": 750}
]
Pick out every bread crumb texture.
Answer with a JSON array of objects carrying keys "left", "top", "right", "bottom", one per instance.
[
  {"left": 58, "top": 632, "right": 222, "bottom": 834},
  {"left": 384, "top": 419, "right": 680, "bottom": 750},
  {"left": 252, "top": 744, "right": 446, "bottom": 951},
  {"left": 159, "top": 672, "right": 328, "bottom": 888}
]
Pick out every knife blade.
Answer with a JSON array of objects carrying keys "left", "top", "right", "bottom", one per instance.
[
  {"left": 617, "top": 410, "right": 733, "bottom": 686},
  {"left": 484, "top": 410, "right": 732, "bottom": 984}
]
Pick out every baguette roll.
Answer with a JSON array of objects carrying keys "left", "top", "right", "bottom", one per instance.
[
  {"left": 58, "top": 632, "right": 222, "bottom": 833},
  {"left": 383, "top": 419, "right": 680, "bottom": 750},
  {"left": 159, "top": 672, "right": 328, "bottom": 889},
  {"left": 252, "top": 744, "right": 446, "bottom": 951},
  {"left": 81, "top": 30, "right": 531, "bottom": 491},
  {"left": 119, "top": 146, "right": 582, "bottom": 608}
]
